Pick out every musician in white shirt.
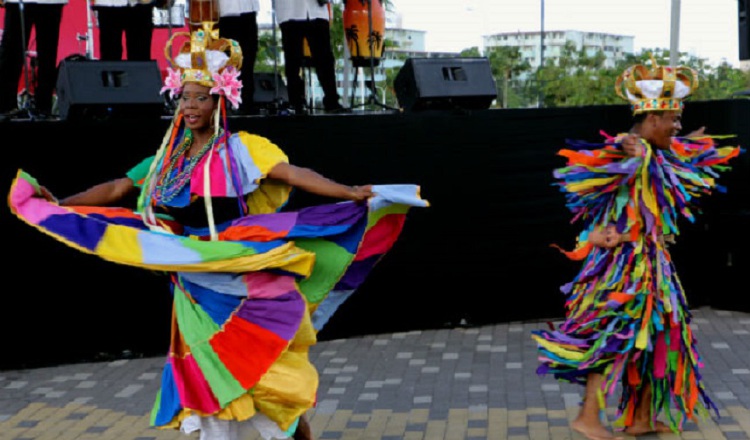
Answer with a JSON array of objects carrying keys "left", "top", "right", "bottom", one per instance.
[
  {"left": 218, "top": 0, "right": 259, "bottom": 115},
  {"left": 91, "top": 0, "right": 162, "bottom": 61},
  {"left": 275, "top": 0, "right": 345, "bottom": 114}
]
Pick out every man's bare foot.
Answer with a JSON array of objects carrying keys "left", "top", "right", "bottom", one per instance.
[
  {"left": 292, "top": 415, "right": 314, "bottom": 440},
  {"left": 571, "top": 418, "right": 624, "bottom": 440},
  {"left": 623, "top": 420, "right": 673, "bottom": 436}
]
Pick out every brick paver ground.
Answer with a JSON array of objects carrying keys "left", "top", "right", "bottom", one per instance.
[{"left": 1, "top": 307, "right": 749, "bottom": 440}]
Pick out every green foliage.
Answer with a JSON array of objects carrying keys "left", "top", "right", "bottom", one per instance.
[
  {"left": 534, "top": 42, "right": 621, "bottom": 108},
  {"left": 483, "top": 43, "right": 750, "bottom": 108},
  {"left": 256, "top": 32, "right": 282, "bottom": 73},
  {"left": 484, "top": 46, "right": 531, "bottom": 108},
  {"left": 330, "top": 2, "right": 346, "bottom": 61},
  {"left": 460, "top": 47, "right": 481, "bottom": 58}
]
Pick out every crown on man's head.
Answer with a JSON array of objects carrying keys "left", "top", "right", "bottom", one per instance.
[
  {"left": 615, "top": 54, "right": 699, "bottom": 115},
  {"left": 160, "top": 22, "right": 244, "bottom": 109}
]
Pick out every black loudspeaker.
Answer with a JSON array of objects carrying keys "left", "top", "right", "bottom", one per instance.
[
  {"left": 55, "top": 59, "right": 165, "bottom": 120},
  {"left": 253, "top": 72, "right": 289, "bottom": 105},
  {"left": 740, "top": 0, "right": 749, "bottom": 60},
  {"left": 394, "top": 57, "right": 497, "bottom": 112}
]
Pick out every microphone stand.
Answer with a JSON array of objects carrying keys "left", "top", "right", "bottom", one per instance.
[
  {"left": 85, "top": 0, "right": 95, "bottom": 58},
  {"left": 15, "top": 0, "right": 36, "bottom": 120},
  {"left": 269, "top": 0, "right": 286, "bottom": 114}
]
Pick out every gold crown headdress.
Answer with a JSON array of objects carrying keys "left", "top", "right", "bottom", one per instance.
[
  {"left": 615, "top": 55, "right": 699, "bottom": 115},
  {"left": 160, "top": 21, "right": 244, "bottom": 108}
]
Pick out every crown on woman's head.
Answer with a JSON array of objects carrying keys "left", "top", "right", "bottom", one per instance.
[
  {"left": 160, "top": 22, "right": 244, "bottom": 109},
  {"left": 615, "top": 54, "right": 699, "bottom": 115}
]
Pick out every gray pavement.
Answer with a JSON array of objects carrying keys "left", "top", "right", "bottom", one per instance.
[{"left": 1, "top": 306, "right": 749, "bottom": 440}]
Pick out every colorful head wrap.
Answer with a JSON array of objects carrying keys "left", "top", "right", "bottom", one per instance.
[
  {"left": 615, "top": 55, "right": 699, "bottom": 115},
  {"left": 161, "top": 22, "right": 244, "bottom": 109}
]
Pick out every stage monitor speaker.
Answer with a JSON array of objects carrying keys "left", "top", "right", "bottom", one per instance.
[
  {"left": 55, "top": 59, "right": 165, "bottom": 121},
  {"left": 253, "top": 72, "right": 289, "bottom": 105},
  {"left": 740, "top": 0, "right": 749, "bottom": 60},
  {"left": 394, "top": 57, "right": 497, "bottom": 112}
]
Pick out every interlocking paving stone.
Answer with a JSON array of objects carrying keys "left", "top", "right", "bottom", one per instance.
[{"left": 1, "top": 307, "right": 749, "bottom": 440}]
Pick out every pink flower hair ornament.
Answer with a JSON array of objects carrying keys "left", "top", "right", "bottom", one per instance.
[
  {"left": 159, "top": 63, "right": 244, "bottom": 110},
  {"left": 210, "top": 66, "right": 243, "bottom": 109},
  {"left": 160, "top": 67, "right": 183, "bottom": 100}
]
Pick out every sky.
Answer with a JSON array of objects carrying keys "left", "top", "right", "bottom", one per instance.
[
  {"left": 387, "top": 0, "right": 742, "bottom": 67},
  {"left": 255, "top": 0, "right": 741, "bottom": 67}
]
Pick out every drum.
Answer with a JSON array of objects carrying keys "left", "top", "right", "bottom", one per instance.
[
  {"left": 153, "top": 4, "right": 186, "bottom": 28},
  {"left": 342, "top": 0, "right": 385, "bottom": 68},
  {"left": 188, "top": 0, "right": 220, "bottom": 30}
]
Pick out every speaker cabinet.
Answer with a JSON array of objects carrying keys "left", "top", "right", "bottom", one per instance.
[
  {"left": 55, "top": 59, "right": 165, "bottom": 120},
  {"left": 394, "top": 57, "right": 497, "bottom": 112},
  {"left": 253, "top": 72, "right": 289, "bottom": 105}
]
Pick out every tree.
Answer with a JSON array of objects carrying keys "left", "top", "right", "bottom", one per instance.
[
  {"left": 484, "top": 46, "right": 530, "bottom": 108},
  {"left": 460, "top": 47, "right": 481, "bottom": 58},
  {"left": 330, "top": 2, "right": 346, "bottom": 61},
  {"left": 383, "top": 40, "right": 408, "bottom": 107},
  {"left": 531, "top": 47, "right": 750, "bottom": 108},
  {"left": 534, "top": 42, "right": 619, "bottom": 108},
  {"left": 256, "top": 32, "right": 283, "bottom": 74}
]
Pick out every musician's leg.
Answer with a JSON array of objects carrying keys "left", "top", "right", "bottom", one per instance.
[
  {"left": 0, "top": 3, "right": 29, "bottom": 113},
  {"left": 279, "top": 20, "right": 306, "bottom": 112},
  {"left": 94, "top": 6, "right": 125, "bottom": 61},
  {"left": 124, "top": 3, "right": 154, "bottom": 61},
  {"left": 30, "top": 2, "right": 63, "bottom": 115}
]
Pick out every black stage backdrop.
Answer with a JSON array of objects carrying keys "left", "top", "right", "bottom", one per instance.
[{"left": 3, "top": 100, "right": 749, "bottom": 370}]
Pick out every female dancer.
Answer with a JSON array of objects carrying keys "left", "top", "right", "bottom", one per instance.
[{"left": 10, "top": 22, "right": 427, "bottom": 440}]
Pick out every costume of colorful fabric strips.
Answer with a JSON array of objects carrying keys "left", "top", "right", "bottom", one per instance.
[
  {"left": 8, "top": 170, "right": 428, "bottom": 435},
  {"left": 531, "top": 133, "right": 742, "bottom": 433}
]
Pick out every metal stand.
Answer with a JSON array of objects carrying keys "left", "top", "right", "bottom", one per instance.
[
  {"left": 84, "top": 0, "right": 96, "bottom": 58},
  {"left": 348, "top": 0, "right": 395, "bottom": 112},
  {"left": 304, "top": 65, "right": 314, "bottom": 111},
  {"left": 11, "top": 0, "right": 38, "bottom": 120},
  {"left": 266, "top": 0, "right": 288, "bottom": 114}
]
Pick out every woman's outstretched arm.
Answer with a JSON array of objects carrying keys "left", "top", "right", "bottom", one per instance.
[
  {"left": 268, "top": 162, "right": 373, "bottom": 202},
  {"left": 54, "top": 177, "right": 136, "bottom": 206}
]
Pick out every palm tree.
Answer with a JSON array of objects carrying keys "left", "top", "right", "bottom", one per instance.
[{"left": 345, "top": 24, "right": 362, "bottom": 59}]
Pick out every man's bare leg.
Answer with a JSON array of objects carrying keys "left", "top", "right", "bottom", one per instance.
[
  {"left": 292, "top": 414, "right": 314, "bottom": 440},
  {"left": 623, "top": 384, "right": 672, "bottom": 436},
  {"left": 570, "top": 373, "right": 623, "bottom": 440}
]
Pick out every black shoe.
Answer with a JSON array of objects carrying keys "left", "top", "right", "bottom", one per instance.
[
  {"left": 292, "top": 104, "right": 309, "bottom": 116},
  {"left": 0, "top": 108, "right": 29, "bottom": 121},
  {"left": 30, "top": 109, "right": 54, "bottom": 121},
  {"left": 324, "top": 103, "right": 351, "bottom": 114}
]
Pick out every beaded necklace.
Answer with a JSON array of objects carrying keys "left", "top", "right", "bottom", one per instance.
[{"left": 154, "top": 128, "right": 222, "bottom": 204}]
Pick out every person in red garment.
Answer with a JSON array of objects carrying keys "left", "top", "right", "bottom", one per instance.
[{"left": 0, "top": 0, "right": 68, "bottom": 120}]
